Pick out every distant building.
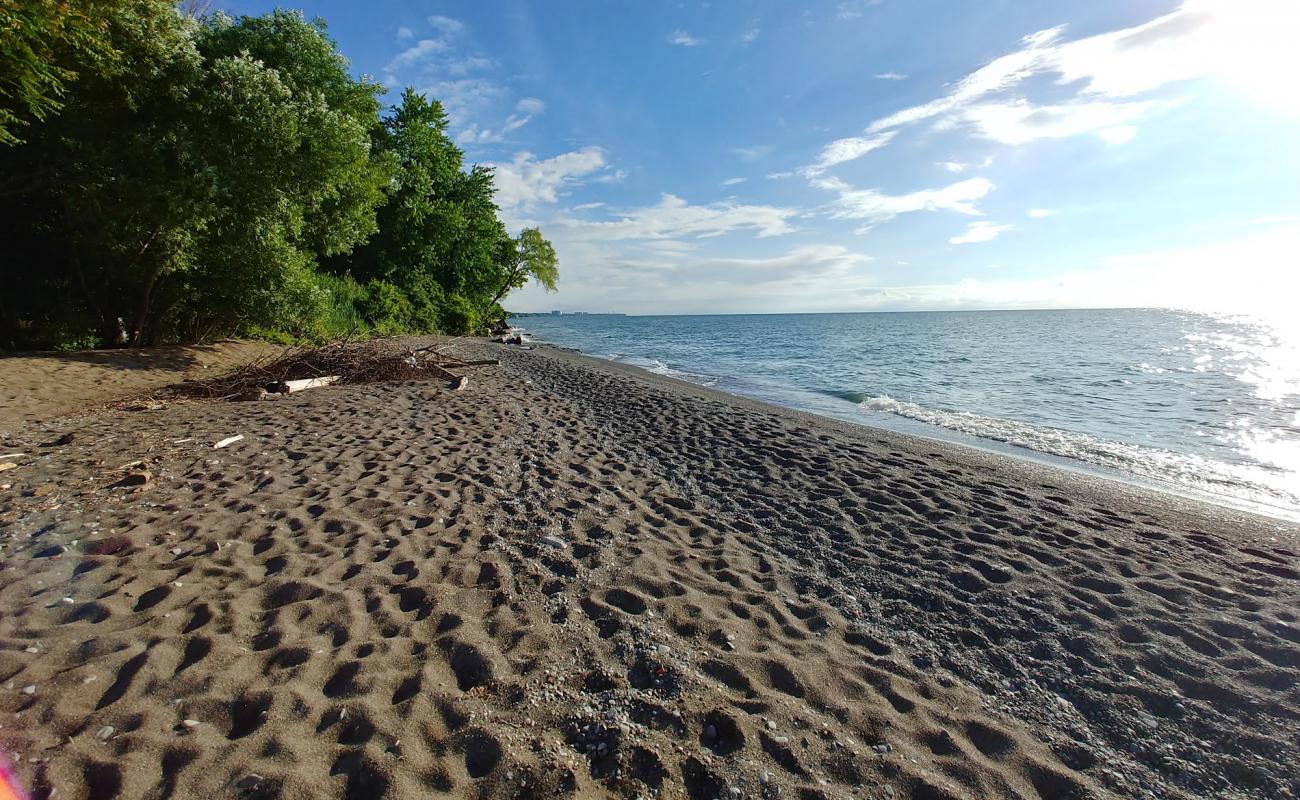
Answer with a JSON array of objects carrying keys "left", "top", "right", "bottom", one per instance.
[{"left": 551, "top": 310, "right": 562, "bottom": 315}]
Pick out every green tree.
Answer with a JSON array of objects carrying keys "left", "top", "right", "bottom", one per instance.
[
  {"left": 0, "top": 5, "right": 390, "bottom": 346},
  {"left": 491, "top": 227, "right": 559, "bottom": 305},
  {"left": 329, "top": 89, "right": 558, "bottom": 334},
  {"left": 0, "top": 0, "right": 122, "bottom": 145}
]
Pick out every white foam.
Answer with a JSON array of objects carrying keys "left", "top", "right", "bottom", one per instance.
[{"left": 858, "top": 395, "right": 1296, "bottom": 510}]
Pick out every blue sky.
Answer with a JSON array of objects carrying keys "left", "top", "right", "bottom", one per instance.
[{"left": 224, "top": 0, "right": 1300, "bottom": 316}]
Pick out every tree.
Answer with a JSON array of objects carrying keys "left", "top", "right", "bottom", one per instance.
[
  {"left": 0, "top": 0, "right": 122, "bottom": 145},
  {"left": 0, "top": 6, "right": 555, "bottom": 348},
  {"left": 326, "top": 88, "right": 520, "bottom": 333},
  {"left": 0, "top": 5, "right": 391, "bottom": 346},
  {"left": 492, "top": 227, "right": 558, "bottom": 305}
]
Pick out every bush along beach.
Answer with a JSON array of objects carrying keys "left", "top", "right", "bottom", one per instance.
[{"left": 0, "top": 2, "right": 557, "bottom": 350}]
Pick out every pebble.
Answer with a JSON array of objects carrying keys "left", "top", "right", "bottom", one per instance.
[
  {"left": 181, "top": 719, "right": 200, "bottom": 728},
  {"left": 21, "top": 686, "right": 35, "bottom": 696},
  {"left": 759, "top": 770, "right": 772, "bottom": 785},
  {"left": 95, "top": 726, "right": 114, "bottom": 742},
  {"left": 765, "top": 719, "right": 777, "bottom": 731},
  {"left": 540, "top": 536, "right": 566, "bottom": 549}
]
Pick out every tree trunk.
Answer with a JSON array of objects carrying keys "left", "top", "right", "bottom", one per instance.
[
  {"left": 131, "top": 263, "right": 164, "bottom": 347},
  {"left": 128, "top": 230, "right": 164, "bottom": 347},
  {"left": 491, "top": 265, "right": 525, "bottom": 306}
]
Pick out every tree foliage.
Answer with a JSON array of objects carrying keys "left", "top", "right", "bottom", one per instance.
[
  {"left": 0, "top": 3, "right": 557, "bottom": 350},
  {"left": 0, "top": 0, "right": 123, "bottom": 144}
]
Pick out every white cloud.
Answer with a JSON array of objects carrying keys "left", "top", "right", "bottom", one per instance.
[
  {"left": 490, "top": 148, "right": 610, "bottom": 212},
  {"left": 1027, "top": 208, "right": 1058, "bottom": 218},
  {"left": 459, "top": 97, "right": 547, "bottom": 144},
  {"left": 721, "top": 177, "right": 747, "bottom": 186},
  {"left": 937, "top": 161, "right": 965, "bottom": 173},
  {"left": 592, "top": 169, "right": 627, "bottom": 184},
  {"left": 849, "top": 223, "right": 1300, "bottom": 319},
  {"left": 672, "top": 245, "right": 870, "bottom": 285},
  {"left": 515, "top": 97, "right": 545, "bottom": 115},
  {"left": 1097, "top": 125, "right": 1137, "bottom": 145},
  {"left": 800, "top": 131, "right": 896, "bottom": 177},
  {"left": 826, "top": 177, "right": 995, "bottom": 223},
  {"left": 874, "top": 72, "right": 908, "bottom": 81},
  {"left": 865, "top": 0, "right": 1300, "bottom": 146},
  {"left": 742, "top": 25, "right": 760, "bottom": 43},
  {"left": 733, "top": 145, "right": 774, "bottom": 161},
  {"left": 949, "top": 221, "right": 1015, "bottom": 244},
  {"left": 668, "top": 29, "right": 706, "bottom": 46},
  {"left": 556, "top": 194, "right": 799, "bottom": 241},
  {"left": 427, "top": 15, "right": 465, "bottom": 36},
  {"left": 952, "top": 98, "right": 1167, "bottom": 145},
  {"left": 388, "top": 39, "right": 449, "bottom": 72},
  {"left": 507, "top": 242, "right": 874, "bottom": 315},
  {"left": 571, "top": 202, "right": 605, "bottom": 211},
  {"left": 397, "top": 26, "right": 414, "bottom": 40},
  {"left": 836, "top": 1, "right": 881, "bottom": 21}
]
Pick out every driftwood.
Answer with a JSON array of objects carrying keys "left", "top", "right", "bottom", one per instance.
[
  {"left": 443, "top": 359, "right": 499, "bottom": 368},
  {"left": 160, "top": 337, "right": 498, "bottom": 403},
  {"left": 284, "top": 376, "right": 341, "bottom": 393}
]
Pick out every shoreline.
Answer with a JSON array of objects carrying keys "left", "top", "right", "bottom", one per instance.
[
  {"left": 0, "top": 337, "right": 1297, "bottom": 799},
  {"left": 524, "top": 338, "right": 1300, "bottom": 528}
]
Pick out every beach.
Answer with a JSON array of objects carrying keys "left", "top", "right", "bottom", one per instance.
[{"left": 1, "top": 339, "right": 1297, "bottom": 799}]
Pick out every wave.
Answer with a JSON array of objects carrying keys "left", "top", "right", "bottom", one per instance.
[
  {"left": 632, "top": 357, "right": 720, "bottom": 387},
  {"left": 856, "top": 395, "right": 1295, "bottom": 510},
  {"left": 820, "top": 388, "right": 870, "bottom": 404}
]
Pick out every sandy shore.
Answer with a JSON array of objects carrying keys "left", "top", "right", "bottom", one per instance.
[{"left": 0, "top": 338, "right": 1296, "bottom": 800}]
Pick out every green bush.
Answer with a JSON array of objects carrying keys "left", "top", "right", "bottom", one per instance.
[
  {"left": 437, "top": 293, "right": 481, "bottom": 335},
  {"left": 359, "top": 280, "right": 414, "bottom": 336}
]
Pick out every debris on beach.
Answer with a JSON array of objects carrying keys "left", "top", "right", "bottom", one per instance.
[{"left": 153, "top": 338, "right": 499, "bottom": 402}]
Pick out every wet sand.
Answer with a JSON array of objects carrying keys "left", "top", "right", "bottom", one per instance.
[{"left": 0, "top": 338, "right": 1296, "bottom": 799}]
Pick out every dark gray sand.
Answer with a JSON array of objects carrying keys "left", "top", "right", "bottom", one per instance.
[{"left": 1, "top": 339, "right": 1296, "bottom": 799}]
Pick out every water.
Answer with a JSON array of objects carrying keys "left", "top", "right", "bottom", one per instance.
[{"left": 518, "top": 309, "right": 1300, "bottom": 519}]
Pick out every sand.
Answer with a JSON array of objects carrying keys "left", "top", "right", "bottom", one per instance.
[
  {"left": 0, "top": 340, "right": 280, "bottom": 423},
  {"left": 0, "top": 338, "right": 1296, "bottom": 800}
]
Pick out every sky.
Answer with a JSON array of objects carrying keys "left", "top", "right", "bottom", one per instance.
[{"left": 222, "top": 0, "right": 1300, "bottom": 316}]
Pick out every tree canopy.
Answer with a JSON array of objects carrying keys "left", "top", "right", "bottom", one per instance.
[{"left": 0, "top": 2, "right": 557, "bottom": 350}]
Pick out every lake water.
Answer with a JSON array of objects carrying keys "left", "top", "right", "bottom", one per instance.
[{"left": 517, "top": 309, "right": 1300, "bottom": 519}]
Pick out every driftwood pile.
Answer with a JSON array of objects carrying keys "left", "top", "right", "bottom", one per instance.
[{"left": 165, "top": 338, "right": 497, "bottom": 402}]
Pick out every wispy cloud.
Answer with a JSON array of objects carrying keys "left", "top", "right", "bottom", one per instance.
[
  {"left": 948, "top": 98, "right": 1169, "bottom": 146},
  {"left": 460, "top": 97, "right": 547, "bottom": 144},
  {"left": 741, "top": 24, "right": 760, "bottom": 43},
  {"left": 427, "top": 15, "right": 464, "bottom": 36},
  {"left": 836, "top": 1, "right": 881, "bottom": 21},
  {"left": 668, "top": 29, "right": 706, "bottom": 46},
  {"left": 874, "top": 72, "right": 907, "bottom": 81},
  {"left": 396, "top": 26, "right": 414, "bottom": 41},
  {"left": 490, "top": 148, "right": 611, "bottom": 212},
  {"left": 800, "top": 131, "right": 895, "bottom": 177},
  {"left": 721, "top": 177, "right": 747, "bottom": 186},
  {"left": 732, "top": 145, "right": 774, "bottom": 162},
  {"left": 949, "top": 220, "right": 1014, "bottom": 244},
  {"left": 1028, "top": 208, "right": 1058, "bottom": 218},
  {"left": 556, "top": 194, "right": 799, "bottom": 241},
  {"left": 825, "top": 177, "right": 995, "bottom": 223},
  {"left": 387, "top": 38, "right": 450, "bottom": 72},
  {"left": 862, "top": 2, "right": 1293, "bottom": 148}
]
